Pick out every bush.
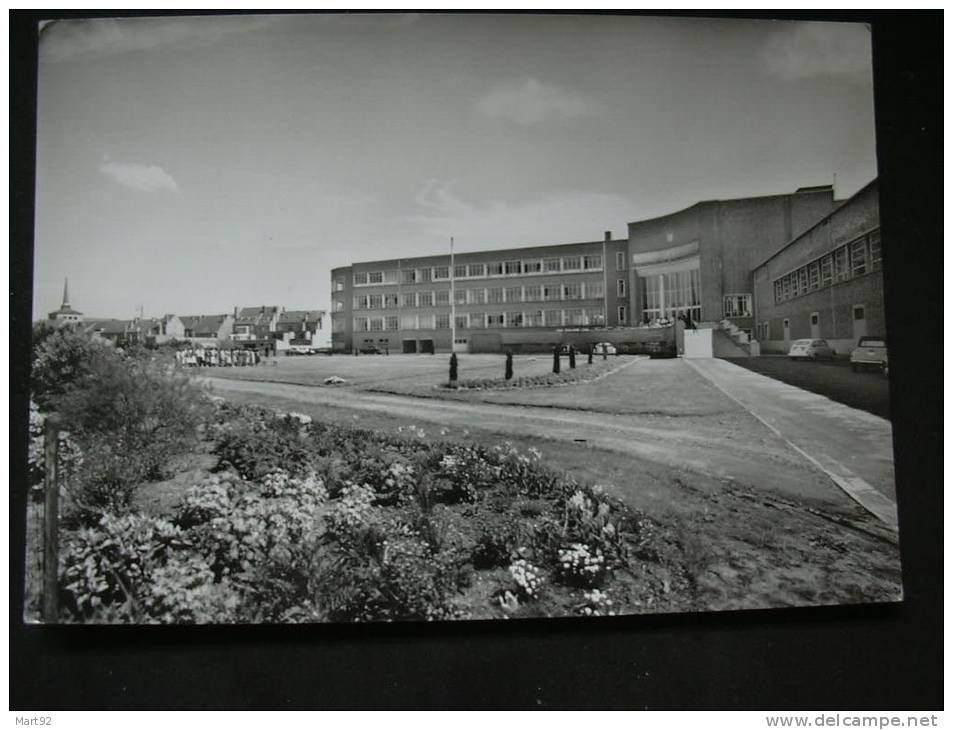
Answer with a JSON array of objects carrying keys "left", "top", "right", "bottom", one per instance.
[
  {"left": 31, "top": 327, "right": 115, "bottom": 409},
  {"left": 51, "top": 349, "right": 208, "bottom": 517}
]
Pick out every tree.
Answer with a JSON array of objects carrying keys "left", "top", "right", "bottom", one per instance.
[
  {"left": 552, "top": 346, "right": 560, "bottom": 374},
  {"left": 449, "top": 353, "right": 458, "bottom": 385},
  {"left": 568, "top": 345, "right": 576, "bottom": 369},
  {"left": 505, "top": 351, "right": 513, "bottom": 380}
]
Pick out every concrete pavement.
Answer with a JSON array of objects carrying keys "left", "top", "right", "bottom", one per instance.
[{"left": 685, "top": 358, "right": 897, "bottom": 529}]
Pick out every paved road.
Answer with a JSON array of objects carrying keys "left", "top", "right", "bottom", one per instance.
[
  {"left": 205, "top": 369, "right": 862, "bottom": 515},
  {"left": 728, "top": 356, "right": 891, "bottom": 420},
  {"left": 687, "top": 359, "right": 897, "bottom": 528}
]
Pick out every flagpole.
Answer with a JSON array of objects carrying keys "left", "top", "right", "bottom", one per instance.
[{"left": 450, "top": 236, "right": 456, "bottom": 352}]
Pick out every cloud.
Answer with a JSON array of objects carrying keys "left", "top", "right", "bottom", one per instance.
[
  {"left": 99, "top": 161, "right": 179, "bottom": 192},
  {"left": 408, "top": 180, "right": 634, "bottom": 248},
  {"left": 761, "top": 22, "right": 872, "bottom": 84},
  {"left": 39, "top": 15, "right": 279, "bottom": 64},
  {"left": 476, "top": 78, "right": 600, "bottom": 126}
]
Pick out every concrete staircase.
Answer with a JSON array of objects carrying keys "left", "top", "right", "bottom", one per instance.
[{"left": 713, "top": 319, "right": 759, "bottom": 358}]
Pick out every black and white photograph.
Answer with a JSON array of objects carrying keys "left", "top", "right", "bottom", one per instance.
[{"left": 23, "top": 11, "right": 905, "bottom": 627}]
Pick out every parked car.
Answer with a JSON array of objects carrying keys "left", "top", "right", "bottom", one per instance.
[
  {"left": 788, "top": 339, "right": 836, "bottom": 361},
  {"left": 850, "top": 336, "right": 888, "bottom": 373},
  {"left": 359, "top": 344, "right": 382, "bottom": 355},
  {"left": 593, "top": 342, "right": 618, "bottom": 356}
]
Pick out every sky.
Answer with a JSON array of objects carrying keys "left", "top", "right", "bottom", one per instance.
[{"left": 32, "top": 13, "right": 878, "bottom": 321}]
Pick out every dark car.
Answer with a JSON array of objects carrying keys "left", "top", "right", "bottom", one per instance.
[{"left": 359, "top": 344, "right": 382, "bottom": 355}]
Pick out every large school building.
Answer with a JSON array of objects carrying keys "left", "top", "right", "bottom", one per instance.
[{"left": 331, "top": 181, "right": 883, "bottom": 356}]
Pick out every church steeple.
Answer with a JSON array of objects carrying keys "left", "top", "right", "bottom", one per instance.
[{"left": 48, "top": 276, "right": 82, "bottom": 327}]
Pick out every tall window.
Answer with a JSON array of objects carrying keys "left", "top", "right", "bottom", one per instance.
[
  {"left": 368, "top": 294, "right": 382, "bottom": 309},
  {"left": 507, "top": 312, "right": 523, "bottom": 328},
  {"left": 562, "top": 256, "right": 582, "bottom": 271},
  {"left": 774, "top": 281, "right": 783, "bottom": 304},
  {"left": 543, "top": 283, "right": 561, "bottom": 301},
  {"left": 454, "top": 264, "right": 467, "bottom": 278},
  {"left": 798, "top": 267, "right": 809, "bottom": 294},
  {"left": 487, "top": 287, "right": 504, "bottom": 304},
  {"left": 417, "top": 291, "right": 434, "bottom": 307},
  {"left": 383, "top": 270, "right": 398, "bottom": 284},
  {"left": 544, "top": 258, "right": 561, "bottom": 273},
  {"left": 504, "top": 260, "right": 522, "bottom": 275},
  {"left": 487, "top": 262, "right": 503, "bottom": 276},
  {"left": 468, "top": 312, "right": 485, "bottom": 328},
  {"left": 544, "top": 309, "right": 562, "bottom": 327},
  {"left": 384, "top": 294, "right": 398, "bottom": 308},
  {"left": 353, "top": 295, "right": 366, "bottom": 310},
  {"left": 616, "top": 251, "right": 626, "bottom": 270},
  {"left": 834, "top": 246, "right": 849, "bottom": 281},
  {"left": 401, "top": 269, "right": 416, "bottom": 285},
  {"left": 638, "top": 266, "right": 701, "bottom": 323},
  {"left": 618, "top": 305, "right": 627, "bottom": 324},
  {"left": 454, "top": 315, "right": 468, "bottom": 330},
  {"left": 433, "top": 266, "right": 449, "bottom": 280},
  {"left": 368, "top": 271, "right": 383, "bottom": 284},
  {"left": 586, "top": 281, "right": 604, "bottom": 299},
  {"left": 851, "top": 238, "right": 867, "bottom": 276},
  {"left": 820, "top": 255, "right": 833, "bottom": 286},
  {"left": 523, "top": 260, "right": 542, "bottom": 274},
  {"left": 487, "top": 313, "right": 505, "bottom": 328},
  {"left": 467, "top": 263, "right": 485, "bottom": 277},
  {"left": 869, "top": 231, "right": 882, "bottom": 271},
  {"left": 354, "top": 317, "right": 368, "bottom": 332},
  {"left": 469, "top": 288, "right": 486, "bottom": 305},
  {"left": 401, "top": 292, "right": 416, "bottom": 308},
  {"left": 617, "top": 279, "right": 626, "bottom": 297},
  {"left": 354, "top": 272, "right": 368, "bottom": 286},
  {"left": 369, "top": 318, "right": 383, "bottom": 332},
  {"left": 583, "top": 254, "right": 602, "bottom": 270},
  {"left": 435, "top": 290, "right": 450, "bottom": 306},
  {"left": 386, "top": 316, "right": 398, "bottom": 331},
  {"left": 505, "top": 286, "right": 522, "bottom": 303},
  {"left": 808, "top": 262, "right": 820, "bottom": 290},
  {"left": 525, "top": 310, "right": 543, "bottom": 327},
  {"left": 435, "top": 314, "right": 450, "bottom": 329},
  {"left": 524, "top": 284, "right": 542, "bottom": 302},
  {"left": 454, "top": 289, "right": 467, "bottom": 304},
  {"left": 418, "top": 268, "right": 432, "bottom": 283},
  {"left": 333, "top": 279, "right": 346, "bottom": 292}
]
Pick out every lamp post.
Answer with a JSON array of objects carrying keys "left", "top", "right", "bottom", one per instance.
[{"left": 450, "top": 236, "right": 456, "bottom": 353}]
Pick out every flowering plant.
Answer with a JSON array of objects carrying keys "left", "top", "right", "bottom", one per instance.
[
  {"left": 556, "top": 542, "right": 607, "bottom": 587},
  {"left": 509, "top": 559, "right": 544, "bottom": 600}
]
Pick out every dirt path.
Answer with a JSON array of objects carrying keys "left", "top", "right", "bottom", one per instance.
[{"left": 206, "top": 375, "right": 858, "bottom": 515}]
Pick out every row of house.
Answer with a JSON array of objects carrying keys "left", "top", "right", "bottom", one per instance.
[{"left": 48, "top": 294, "right": 326, "bottom": 352}]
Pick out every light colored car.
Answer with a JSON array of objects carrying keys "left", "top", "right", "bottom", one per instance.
[
  {"left": 788, "top": 338, "right": 836, "bottom": 361},
  {"left": 593, "top": 342, "right": 618, "bottom": 355},
  {"left": 850, "top": 336, "right": 888, "bottom": 373}
]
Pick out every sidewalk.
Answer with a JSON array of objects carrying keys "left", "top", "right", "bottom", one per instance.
[{"left": 685, "top": 359, "right": 898, "bottom": 529}]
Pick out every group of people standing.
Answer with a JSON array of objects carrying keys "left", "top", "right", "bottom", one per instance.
[{"left": 175, "top": 347, "right": 262, "bottom": 368}]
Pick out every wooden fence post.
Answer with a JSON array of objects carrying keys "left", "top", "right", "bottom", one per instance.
[{"left": 42, "top": 415, "right": 60, "bottom": 623}]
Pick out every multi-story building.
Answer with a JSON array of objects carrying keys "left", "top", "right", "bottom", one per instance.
[
  {"left": 752, "top": 180, "right": 883, "bottom": 354},
  {"left": 48, "top": 278, "right": 83, "bottom": 328},
  {"left": 331, "top": 182, "right": 882, "bottom": 356},
  {"left": 332, "top": 235, "right": 625, "bottom": 354}
]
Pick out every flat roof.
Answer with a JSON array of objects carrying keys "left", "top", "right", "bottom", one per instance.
[{"left": 751, "top": 178, "right": 878, "bottom": 270}]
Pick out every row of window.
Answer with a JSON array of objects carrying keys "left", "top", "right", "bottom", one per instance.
[
  {"left": 723, "top": 294, "right": 753, "bottom": 318},
  {"left": 348, "top": 254, "right": 604, "bottom": 287},
  {"left": 352, "top": 281, "right": 606, "bottom": 310},
  {"left": 354, "top": 308, "right": 608, "bottom": 332},
  {"left": 773, "top": 230, "right": 881, "bottom": 304}
]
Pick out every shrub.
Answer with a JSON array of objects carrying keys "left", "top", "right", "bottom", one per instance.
[
  {"left": 556, "top": 542, "right": 607, "bottom": 587},
  {"left": 31, "top": 328, "right": 115, "bottom": 408},
  {"left": 49, "top": 350, "right": 208, "bottom": 517},
  {"left": 213, "top": 412, "right": 313, "bottom": 479}
]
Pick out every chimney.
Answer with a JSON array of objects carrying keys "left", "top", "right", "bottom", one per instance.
[{"left": 604, "top": 231, "right": 612, "bottom": 242}]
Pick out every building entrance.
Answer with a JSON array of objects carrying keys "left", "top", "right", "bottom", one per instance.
[{"left": 402, "top": 339, "right": 417, "bottom": 354}]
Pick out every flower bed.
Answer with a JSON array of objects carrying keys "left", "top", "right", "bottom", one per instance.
[
  {"left": 54, "top": 402, "right": 690, "bottom": 623},
  {"left": 443, "top": 358, "right": 633, "bottom": 391}
]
